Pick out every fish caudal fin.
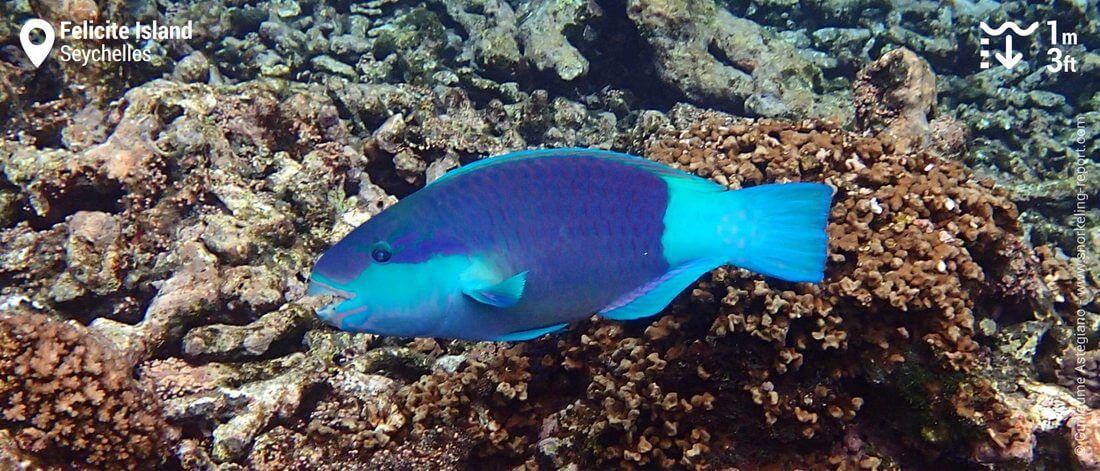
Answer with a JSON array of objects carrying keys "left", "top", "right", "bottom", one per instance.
[{"left": 722, "top": 183, "right": 832, "bottom": 282}]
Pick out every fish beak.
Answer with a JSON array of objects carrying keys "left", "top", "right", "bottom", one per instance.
[{"left": 308, "top": 277, "right": 368, "bottom": 330}]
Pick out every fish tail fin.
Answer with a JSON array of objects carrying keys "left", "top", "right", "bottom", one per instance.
[{"left": 720, "top": 183, "right": 832, "bottom": 282}]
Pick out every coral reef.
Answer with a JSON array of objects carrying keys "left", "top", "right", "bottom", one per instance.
[
  {"left": 236, "top": 99, "right": 1088, "bottom": 469},
  {"left": 480, "top": 103, "right": 1084, "bottom": 468},
  {"left": 31, "top": 90, "right": 1082, "bottom": 468},
  {"left": 0, "top": 0, "right": 1095, "bottom": 468},
  {"left": 0, "top": 310, "right": 174, "bottom": 468},
  {"left": 737, "top": 0, "right": 1100, "bottom": 254}
]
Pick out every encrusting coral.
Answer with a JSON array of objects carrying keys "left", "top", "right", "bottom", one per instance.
[{"left": 0, "top": 310, "right": 175, "bottom": 469}]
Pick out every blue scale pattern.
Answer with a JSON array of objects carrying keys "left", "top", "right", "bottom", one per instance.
[
  {"left": 436, "top": 154, "right": 671, "bottom": 333},
  {"left": 318, "top": 151, "right": 673, "bottom": 338}
]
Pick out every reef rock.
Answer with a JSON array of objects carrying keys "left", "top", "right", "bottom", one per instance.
[
  {"left": 627, "top": 0, "right": 851, "bottom": 121},
  {"left": 517, "top": 0, "right": 597, "bottom": 81},
  {"left": 1071, "top": 409, "right": 1100, "bottom": 470}
]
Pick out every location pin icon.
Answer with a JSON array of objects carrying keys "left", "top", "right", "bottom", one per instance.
[{"left": 20, "top": 19, "right": 55, "bottom": 68}]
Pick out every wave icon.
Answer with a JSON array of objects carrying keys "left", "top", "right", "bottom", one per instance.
[{"left": 980, "top": 21, "right": 1040, "bottom": 36}]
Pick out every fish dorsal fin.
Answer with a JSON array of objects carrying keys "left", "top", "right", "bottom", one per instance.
[
  {"left": 462, "top": 270, "right": 528, "bottom": 308},
  {"left": 599, "top": 257, "right": 725, "bottom": 320},
  {"left": 493, "top": 322, "right": 568, "bottom": 341},
  {"left": 431, "top": 148, "right": 725, "bottom": 193}
]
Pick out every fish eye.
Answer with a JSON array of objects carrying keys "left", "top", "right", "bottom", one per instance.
[{"left": 371, "top": 243, "right": 392, "bottom": 263}]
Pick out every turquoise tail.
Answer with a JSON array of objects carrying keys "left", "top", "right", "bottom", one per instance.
[{"left": 722, "top": 183, "right": 832, "bottom": 282}]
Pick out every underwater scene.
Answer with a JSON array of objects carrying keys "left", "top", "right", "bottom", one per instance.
[{"left": 0, "top": 0, "right": 1098, "bottom": 469}]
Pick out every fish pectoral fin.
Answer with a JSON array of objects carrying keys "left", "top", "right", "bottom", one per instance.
[
  {"left": 599, "top": 257, "right": 725, "bottom": 320},
  {"left": 462, "top": 270, "right": 528, "bottom": 308},
  {"left": 493, "top": 322, "right": 568, "bottom": 341}
]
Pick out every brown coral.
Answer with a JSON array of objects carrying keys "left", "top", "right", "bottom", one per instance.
[
  {"left": 403, "top": 343, "right": 539, "bottom": 458},
  {"left": 0, "top": 311, "right": 174, "bottom": 469},
  {"left": 646, "top": 105, "right": 1024, "bottom": 372},
  {"left": 633, "top": 105, "right": 1057, "bottom": 462}
]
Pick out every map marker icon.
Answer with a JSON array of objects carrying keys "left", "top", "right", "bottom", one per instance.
[{"left": 20, "top": 19, "right": 54, "bottom": 68}]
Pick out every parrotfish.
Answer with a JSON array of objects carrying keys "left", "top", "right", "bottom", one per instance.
[{"left": 309, "top": 148, "right": 832, "bottom": 341}]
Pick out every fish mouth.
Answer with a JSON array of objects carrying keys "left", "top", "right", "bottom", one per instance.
[{"left": 308, "top": 278, "right": 366, "bottom": 329}]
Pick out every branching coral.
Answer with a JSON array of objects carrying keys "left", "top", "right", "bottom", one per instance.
[
  {"left": 403, "top": 343, "right": 538, "bottom": 457},
  {"left": 0, "top": 311, "right": 174, "bottom": 468}
]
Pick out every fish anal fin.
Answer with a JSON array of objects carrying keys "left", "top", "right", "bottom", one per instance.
[
  {"left": 494, "top": 323, "right": 567, "bottom": 341},
  {"left": 599, "top": 258, "right": 724, "bottom": 320}
]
